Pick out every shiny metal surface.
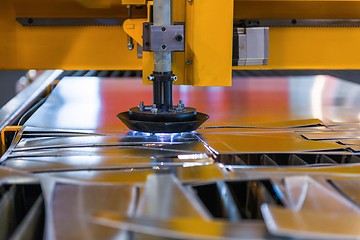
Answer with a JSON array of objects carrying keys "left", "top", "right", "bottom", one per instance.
[
  {"left": 261, "top": 176, "right": 360, "bottom": 239},
  {"left": 0, "top": 70, "right": 62, "bottom": 130},
  {"left": 23, "top": 75, "right": 360, "bottom": 131},
  {"left": 2, "top": 162, "right": 360, "bottom": 239},
  {"left": 3, "top": 131, "right": 211, "bottom": 172},
  {"left": 52, "top": 183, "right": 134, "bottom": 239},
  {"left": 0, "top": 165, "right": 34, "bottom": 184},
  {"left": 15, "top": 76, "right": 360, "bottom": 173},
  {"left": 2, "top": 75, "right": 360, "bottom": 239}
]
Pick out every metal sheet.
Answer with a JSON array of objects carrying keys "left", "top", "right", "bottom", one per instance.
[
  {"left": 261, "top": 176, "right": 360, "bottom": 239},
  {"left": 135, "top": 174, "right": 210, "bottom": 219},
  {"left": 349, "top": 146, "right": 360, "bottom": 152},
  {"left": 92, "top": 214, "right": 269, "bottom": 240},
  {"left": 3, "top": 75, "right": 360, "bottom": 240},
  {"left": 330, "top": 180, "right": 360, "bottom": 206},
  {"left": 262, "top": 204, "right": 360, "bottom": 239},
  {"left": 201, "top": 119, "right": 323, "bottom": 129},
  {"left": 302, "top": 132, "right": 360, "bottom": 140},
  {"left": 0, "top": 186, "right": 15, "bottom": 240},
  {"left": 200, "top": 132, "right": 344, "bottom": 153},
  {"left": 23, "top": 75, "right": 360, "bottom": 130},
  {"left": 338, "top": 139, "right": 360, "bottom": 145},
  {"left": 52, "top": 183, "right": 135, "bottom": 240},
  {"left": 327, "top": 124, "right": 360, "bottom": 131},
  {"left": 0, "top": 167, "right": 34, "bottom": 185},
  {"left": 3, "top": 132, "right": 211, "bottom": 172},
  {"left": 9, "top": 195, "right": 43, "bottom": 240},
  {"left": 36, "top": 164, "right": 225, "bottom": 184},
  {"left": 13, "top": 133, "right": 203, "bottom": 151},
  {"left": 3, "top": 157, "right": 213, "bottom": 173}
]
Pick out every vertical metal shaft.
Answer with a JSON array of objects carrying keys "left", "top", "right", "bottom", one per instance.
[
  {"left": 164, "top": 80, "right": 172, "bottom": 110},
  {"left": 153, "top": 80, "right": 162, "bottom": 108},
  {"left": 127, "top": 5, "right": 134, "bottom": 50},
  {"left": 153, "top": 0, "right": 172, "bottom": 73},
  {"left": 152, "top": 0, "right": 173, "bottom": 112}
]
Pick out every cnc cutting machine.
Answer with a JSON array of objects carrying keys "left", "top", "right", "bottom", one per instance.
[
  {"left": 3, "top": 0, "right": 360, "bottom": 133},
  {"left": 2, "top": 0, "right": 360, "bottom": 239}
]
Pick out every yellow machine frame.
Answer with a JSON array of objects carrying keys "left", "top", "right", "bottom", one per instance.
[{"left": 2, "top": 0, "right": 360, "bottom": 86}]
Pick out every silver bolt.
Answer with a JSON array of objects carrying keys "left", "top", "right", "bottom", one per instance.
[
  {"left": 126, "top": 5, "right": 134, "bottom": 51},
  {"left": 177, "top": 100, "right": 185, "bottom": 110},
  {"left": 175, "top": 34, "right": 183, "bottom": 42},
  {"left": 151, "top": 104, "right": 158, "bottom": 114},
  {"left": 127, "top": 42, "right": 134, "bottom": 50},
  {"left": 171, "top": 75, "right": 178, "bottom": 81},
  {"left": 138, "top": 101, "right": 144, "bottom": 111},
  {"left": 148, "top": 75, "right": 155, "bottom": 81},
  {"left": 186, "top": 59, "right": 192, "bottom": 65}
]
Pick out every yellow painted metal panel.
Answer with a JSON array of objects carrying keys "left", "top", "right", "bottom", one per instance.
[
  {"left": 0, "top": 26, "right": 142, "bottom": 70},
  {"left": 123, "top": 18, "right": 147, "bottom": 45},
  {"left": 0, "top": 0, "right": 143, "bottom": 70},
  {"left": 186, "top": 0, "right": 234, "bottom": 86},
  {"left": 142, "top": 1, "right": 154, "bottom": 84}
]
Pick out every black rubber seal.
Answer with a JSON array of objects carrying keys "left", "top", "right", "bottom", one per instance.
[{"left": 117, "top": 111, "right": 209, "bottom": 133}]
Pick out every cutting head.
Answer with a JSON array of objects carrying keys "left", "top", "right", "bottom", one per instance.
[{"left": 117, "top": 108, "right": 209, "bottom": 133}]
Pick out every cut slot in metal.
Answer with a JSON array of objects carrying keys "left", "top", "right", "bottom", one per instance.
[
  {"left": 191, "top": 180, "right": 283, "bottom": 220},
  {"left": 0, "top": 184, "right": 44, "bottom": 240},
  {"left": 217, "top": 153, "right": 360, "bottom": 166}
]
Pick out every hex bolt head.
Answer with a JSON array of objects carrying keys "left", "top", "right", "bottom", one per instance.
[
  {"left": 161, "top": 44, "right": 167, "bottom": 50},
  {"left": 127, "top": 43, "right": 134, "bottom": 50},
  {"left": 175, "top": 34, "right": 183, "bottom": 42},
  {"left": 176, "top": 100, "right": 185, "bottom": 111},
  {"left": 138, "top": 101, "right": 144, "bottom": 111},
  {"left": 148, "top": 75, "right": 155, "bottom": 81},
  {"left": 171, "top": 75, "right": 178, "bottom": 81},
  {"left": 151, "top": 104, "right": 158, "bottom": 114}
]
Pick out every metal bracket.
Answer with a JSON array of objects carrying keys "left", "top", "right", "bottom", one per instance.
[
  {"left": 233, "top": 27, "right": 269, "bottom": 66},
  {"left": 143, "top": 23, "right": 185, "bottom": 52}
]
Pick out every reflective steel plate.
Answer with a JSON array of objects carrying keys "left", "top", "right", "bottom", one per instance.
[{"left": 1, "top": 74, "right": 360, "bottom": 239}]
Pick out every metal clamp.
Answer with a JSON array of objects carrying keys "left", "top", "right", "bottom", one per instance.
[{"left": 143, "top": 23, "right": 185, "bottom": 52}]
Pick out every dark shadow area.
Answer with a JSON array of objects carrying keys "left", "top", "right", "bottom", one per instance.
[{"left": 0, "top": 70, "right": 26, "bottom": 108}]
